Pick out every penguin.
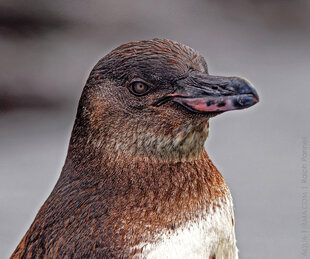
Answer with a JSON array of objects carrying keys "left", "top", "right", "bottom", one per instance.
[{"left": 11, "top": 39, "right": 259, "bottom": 259}]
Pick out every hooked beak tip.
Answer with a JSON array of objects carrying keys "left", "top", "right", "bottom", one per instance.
[{"left": 254, "top": 95, "right": 259, "bottom": 103}]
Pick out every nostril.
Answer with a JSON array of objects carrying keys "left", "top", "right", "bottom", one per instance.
[{"left": 211, "top": 86, "right": 219, "bottom": 90}]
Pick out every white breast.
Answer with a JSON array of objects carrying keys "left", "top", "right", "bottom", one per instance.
[{"left": 132, "top": 197, "right": 238, "bottom": 259}]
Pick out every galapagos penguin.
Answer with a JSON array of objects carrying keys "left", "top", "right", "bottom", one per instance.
[{"left": 11, "top": 39, "right": 259, "bottom": 259}]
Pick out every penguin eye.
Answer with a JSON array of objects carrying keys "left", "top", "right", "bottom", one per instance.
[{"left": 129, "top": 81, "right": 150, "bottom": 96}]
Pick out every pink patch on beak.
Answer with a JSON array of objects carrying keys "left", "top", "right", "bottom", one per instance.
[{"left": 174, "top": 96, "right": 235, "bottom": 112}]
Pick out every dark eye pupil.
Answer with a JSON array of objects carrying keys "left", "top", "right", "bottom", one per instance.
[
  {"left": 135, "top": 83, "right": 144, "bottom": 91},
  {"left": 131, "top": 82, "right": 148, "bottom": 95}
]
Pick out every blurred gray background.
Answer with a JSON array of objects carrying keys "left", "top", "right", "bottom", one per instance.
[{"left": 1, "top": 0, "right": 309, "bottom": 258}]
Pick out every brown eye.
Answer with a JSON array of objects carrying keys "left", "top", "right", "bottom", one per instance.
[{"left": 129, "top": 81, "right": 149, "bottom": 96}]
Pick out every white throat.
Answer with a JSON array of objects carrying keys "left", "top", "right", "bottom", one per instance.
[{"left": 131, "top": 196, "right": 238, "bottom": 259}]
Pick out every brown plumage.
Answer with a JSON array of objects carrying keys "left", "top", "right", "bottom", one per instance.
[{"left": 11, "top": 39, "right": 258, "bottom": 258}]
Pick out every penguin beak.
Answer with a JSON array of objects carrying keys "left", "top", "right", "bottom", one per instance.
[{"left": 154, "top": 72, "right": 259, "bottom": 113}]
